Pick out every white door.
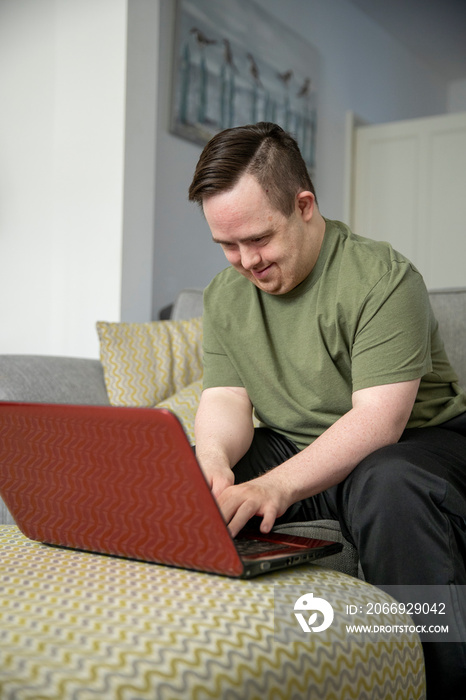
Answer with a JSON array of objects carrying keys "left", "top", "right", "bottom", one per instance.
[{"left": 348, "top": 111, "right": 466, "bottom": 290}]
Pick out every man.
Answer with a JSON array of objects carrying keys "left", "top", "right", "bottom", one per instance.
[{"left": 188, "top": 122, "right": 466, "bottom": 698}]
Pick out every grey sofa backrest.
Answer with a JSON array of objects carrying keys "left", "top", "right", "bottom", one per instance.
[
  {"left": 429, "top": 288, "right": 466, "bottom": 390},
  {"left": 171, "top": 288, "right": 204, "bottom": 320}
]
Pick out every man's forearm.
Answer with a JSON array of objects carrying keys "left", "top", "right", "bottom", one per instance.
[
  {"left": 260, "top": 406, "right": 392, "bottom": 505},
  {"left": 258, "top": 379, "right": 421, "bottom": 507},
  {"left": 199, "top": 379, "right": 420, "bottom": 536},
  {"left": 217, "top": 402, "right": 406, "bottom": 537},
  {"left": 194, "top": 386, "right": 255, "bottom": 472}
]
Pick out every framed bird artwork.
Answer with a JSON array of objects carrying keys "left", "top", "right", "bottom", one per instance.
[{"left": 170, "top": 0, "right": 319, "bottom": 174}]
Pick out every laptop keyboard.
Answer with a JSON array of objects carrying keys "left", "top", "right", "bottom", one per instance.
[{"left": 235, "top": 538, "right": 289, "bottom": 555}]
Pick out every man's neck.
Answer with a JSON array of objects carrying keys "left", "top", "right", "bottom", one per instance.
[{"left": 306, "top": 209, "right": 326, "bottom": 274}]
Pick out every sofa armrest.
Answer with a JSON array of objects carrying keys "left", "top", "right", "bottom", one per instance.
[{"left": 0, "top": 355, "right": 110, "bottom": 406}]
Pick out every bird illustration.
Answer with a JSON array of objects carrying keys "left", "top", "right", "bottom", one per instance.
[
  {"left": 297, "top": 78, "right": 311, "bottom": 98},
  {"left": 246, "top": 53, "right": 262, "bottom": 87},
  {"left": 190, "top": 28, "right": 217, "bottom": 48},
  {"left": 222, "top": 38, "right": 238, "bottom": 72},
  {"left": 277, "top": 70, "right": 293, "bottom": 87}
]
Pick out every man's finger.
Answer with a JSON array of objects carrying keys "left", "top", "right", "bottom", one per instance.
[
  {"left": 226, "top": 502, "right": 256, "bottom": 538},
  {"left": 219, "top": 489, "right": 259, "bottom": 536},
  {"left": 259, "top": 506, "right": 277, "bottom": 533}
]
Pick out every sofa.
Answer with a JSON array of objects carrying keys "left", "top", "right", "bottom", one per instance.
[
  {"left": 1, "top": 287, "right": 465, "bottom": 567},
  {"left": 2, "top": 286, "right": 464, "bottom": 699}
]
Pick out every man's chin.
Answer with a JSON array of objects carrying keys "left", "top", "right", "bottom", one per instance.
[
  {"left": 235, "top": 266, "right": 290, "bottom": 294},
  {"left": 250, "top": 276, "right": 286, "bottom": 295}
]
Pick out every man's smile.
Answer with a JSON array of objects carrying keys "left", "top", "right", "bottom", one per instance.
[{"left": 251, "top": 263, "right": 274, "bottom": 279}]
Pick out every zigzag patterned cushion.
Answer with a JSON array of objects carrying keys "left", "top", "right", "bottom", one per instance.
[
  {"left": 156, "top": 379, "right": 202, "bottom": 444},
  {"left": 96, "top": 318, "right": 203, "bottom": 407}
]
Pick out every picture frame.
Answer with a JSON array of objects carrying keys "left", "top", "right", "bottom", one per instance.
[{"left": 170, "top": 0, "right": 319, "bottom": 173}]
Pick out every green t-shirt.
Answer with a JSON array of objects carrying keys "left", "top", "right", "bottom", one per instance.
[{"left": 202, "top": 219, "right": 466, "bottom": 450}]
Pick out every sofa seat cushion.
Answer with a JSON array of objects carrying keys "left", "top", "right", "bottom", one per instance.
[
  {"left": 97, "top": 318, "right": 203, "bottom": 407},
  {"left": 0, "top": 525, "right": 425, "bottom": 699}
]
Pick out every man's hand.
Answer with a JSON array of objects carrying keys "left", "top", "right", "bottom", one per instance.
[
  {"left": 217, "top": 475, "right": 291, "bottom": 538},
  {"left": 202, "top": 462, "right": 235, "bottom": 500}
]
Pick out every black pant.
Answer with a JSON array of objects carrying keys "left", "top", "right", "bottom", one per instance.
[{"left": 233, "top": 414, "right": 466, "bottom": 699}]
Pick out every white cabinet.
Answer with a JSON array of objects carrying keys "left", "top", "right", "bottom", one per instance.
[{"left": 347, "top": 111, "right": 466, "bottom": 290}]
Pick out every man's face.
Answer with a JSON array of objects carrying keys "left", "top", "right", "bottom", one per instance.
[{"left": 203, "top": 174, "right": 315, "bottom": 295}]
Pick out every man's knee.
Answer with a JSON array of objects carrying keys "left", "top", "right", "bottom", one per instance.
[
  {"left": 350, "top": 442, "right": 426, "bottom": 491},
  {"left": 341, "top": 441, "right": 451, "bottom": 521}
]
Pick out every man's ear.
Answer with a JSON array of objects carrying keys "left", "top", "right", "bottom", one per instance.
[{"left": 296, "top": 191, "right": 316, "bottom": 222}]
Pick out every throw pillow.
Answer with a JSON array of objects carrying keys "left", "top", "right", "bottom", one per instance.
[
  {"left": 156, "top": 379, "right": 202, "bottom": 444},
  {"left": 96, "top": 317, "right": 203, "bottom": 407}
]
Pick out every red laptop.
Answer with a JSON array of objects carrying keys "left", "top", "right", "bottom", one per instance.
[{"left": 0, "top": 402, "right": 342, "bottom": 578}]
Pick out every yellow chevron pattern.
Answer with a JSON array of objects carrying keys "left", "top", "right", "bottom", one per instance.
[
  {"left": 97, "top": 317, "right": 203, "bottom": 407},
  {"left": 156, "top": 379, "right": 203, "bottom": 444},
  {"left": 0, "top": 526, "right": 425, "bottom": 700}
]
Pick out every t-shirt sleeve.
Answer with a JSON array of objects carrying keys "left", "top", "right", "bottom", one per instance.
[
  {"left": 351, "top": 262, "right": 433, "bottom": 391},
  {"left": 202, "top": 301, "right": 244, "bottom": 390}
]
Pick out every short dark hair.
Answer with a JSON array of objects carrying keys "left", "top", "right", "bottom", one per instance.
[{"left": 188, "top": 122, "right": 317, "bottom": 216}]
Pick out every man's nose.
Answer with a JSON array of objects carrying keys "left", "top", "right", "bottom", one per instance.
[{"left": 240, "top": 246, "right": 261, "bottom": 270}]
